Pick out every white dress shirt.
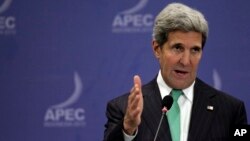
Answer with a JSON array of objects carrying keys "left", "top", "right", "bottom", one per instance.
[
  {"left": 123, "top": 71, "right": 194, "bottom": 141},
  {"left": 157, "top": 70, "right": 194, "bottom": 141}
]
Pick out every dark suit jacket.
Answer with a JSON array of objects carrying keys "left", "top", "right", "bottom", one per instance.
[{"left": 104, "top": 77, "right": 247, "bottom": 141}]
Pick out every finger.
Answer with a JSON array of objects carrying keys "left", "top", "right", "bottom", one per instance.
[
  {"left": 130, "top": 94, "right": 141, "bottom": 110},
  {"left": 128, "top": 86, "right": 140, "bottom": 106},
  {"left": 128, "top": 87, "right": 136, "bottom": 103},
  {"left": 127, "top": 75, "right": 143, "bottom": 115},
  {"left": 129, "top": 106, "right": 140, "bottom": 118},
  {"left": 134, "top": 75, "right": 142, "bottom": 88},
  {"left": 134, "top": 106, "right": 142, "bottom": 117}
]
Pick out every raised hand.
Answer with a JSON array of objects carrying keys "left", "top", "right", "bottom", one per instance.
[{"left": 123, "top": 75, "right": 143, "bottom": 135}]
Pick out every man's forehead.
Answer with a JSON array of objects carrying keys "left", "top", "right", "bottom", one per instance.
[{"left": 167, "top": 31, "right": 202, "bottom": 47}]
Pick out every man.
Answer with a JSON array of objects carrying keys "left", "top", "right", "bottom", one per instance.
[{"left": 104, "top": 3, "right": 247, "bottom": 141}]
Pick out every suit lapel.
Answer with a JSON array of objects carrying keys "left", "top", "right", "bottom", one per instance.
[
  {"left": 142, "top": 79, "right": 172, "bottom": 141},
  {"left": 188, "top": 79, "right": 217, "bottom": 141},
  {"left": 141, "top": 77, "right": 218, "bottom": 141}
]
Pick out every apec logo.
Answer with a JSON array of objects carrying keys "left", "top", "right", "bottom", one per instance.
[
  {"left": 213, "top": 69, "right": 221, "bottom": 90},
  {"left": 112, "top": 0, "right": 154, "bottom": 33},
  {"left": 0, "top": 0, "right": 16, "bottom": 35},
  {"left": 0, "top": 0, "right": 12, "bottom": 13},
  {"left": 44, "top": 72, "right": 86, "bottom": 127}
]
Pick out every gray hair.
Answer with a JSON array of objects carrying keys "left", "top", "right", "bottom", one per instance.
[{"left": 152, "top": 3, "right": 208, "bottom": 48}]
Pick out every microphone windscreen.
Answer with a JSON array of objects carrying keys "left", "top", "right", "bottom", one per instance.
[{"left": 162, "top": 95, "right": 173, "bottom": 110}]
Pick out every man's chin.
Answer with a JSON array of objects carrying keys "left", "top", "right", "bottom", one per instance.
[{"left": 169, "top": 79, "right": 194, "bottom": 89}]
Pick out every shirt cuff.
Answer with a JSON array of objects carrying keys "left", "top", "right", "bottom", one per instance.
[{"left": 123, "top": 129, "right": 138, "bottom": 141}]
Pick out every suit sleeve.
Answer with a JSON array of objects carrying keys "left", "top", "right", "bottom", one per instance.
[
  {"left": 234, "top": 101, "right": 248, "bottom": 125},
  {"left": 104, "top": 99, "right": 126, "bottom": 141}
]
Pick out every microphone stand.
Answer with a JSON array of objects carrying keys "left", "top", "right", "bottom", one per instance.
[{"left": 153, "top": 107, "right": 167, "bottom": 141}]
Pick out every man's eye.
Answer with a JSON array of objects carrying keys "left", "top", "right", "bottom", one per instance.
[
  {"left": 175, "top": 46, "right": 181, "bottom": 50},
  {"left": 192, "top": 47, "right": 201, "bottom": 53},
  {"left": 173, "top": 45, "right": 183, "bottom": 51}
]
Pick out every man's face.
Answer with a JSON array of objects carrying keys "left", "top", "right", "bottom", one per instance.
[{"left": 153, "top": 31, "right": 203, "bottom": 89}]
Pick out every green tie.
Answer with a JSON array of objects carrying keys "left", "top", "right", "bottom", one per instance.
[{"left": 167, "top": 89, "right": 182, "bottom": 141}]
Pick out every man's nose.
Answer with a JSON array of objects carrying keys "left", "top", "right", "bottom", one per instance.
[{"left": 179, "top": 51, "right": 191, "bottom": 66}]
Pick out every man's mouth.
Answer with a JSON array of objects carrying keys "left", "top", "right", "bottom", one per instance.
[{"left": 174, "top": 69, "right": 189, "bottom": 77}]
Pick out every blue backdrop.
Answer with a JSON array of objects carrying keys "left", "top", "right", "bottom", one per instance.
[{"left": 0, "top": 0, "right": 249, "bottom": 140}]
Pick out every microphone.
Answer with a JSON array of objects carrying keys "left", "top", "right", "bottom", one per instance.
[{"left": 153, "top": 95, "right": 173, "bottom": 141}]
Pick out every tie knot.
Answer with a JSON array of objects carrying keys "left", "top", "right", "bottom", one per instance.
[{"left": 171, "top": 89, "right": 182, "bottom": 101}]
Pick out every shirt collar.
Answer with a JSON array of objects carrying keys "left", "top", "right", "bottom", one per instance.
[{"left": 156, "top": 70, "right": 194, "bottom": 102}]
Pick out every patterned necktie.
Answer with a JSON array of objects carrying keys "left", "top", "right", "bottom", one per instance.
[{"left": 167, "top": 89, "right": 182, "bottom": 141}]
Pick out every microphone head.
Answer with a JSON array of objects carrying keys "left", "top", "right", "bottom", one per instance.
[{"left": 162, "top": 95, "right": 173, "bottom": 110}]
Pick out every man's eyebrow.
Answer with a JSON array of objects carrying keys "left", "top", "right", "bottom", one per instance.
[
  {"left": 171, "top": 43, "right": 183, "bottom": 47},
  {"left": 191, "top": 45, "right": 202, "bottom": 49}
]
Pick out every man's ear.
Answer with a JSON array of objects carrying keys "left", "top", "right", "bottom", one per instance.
[{"left": 152, "top": 40, "right": 161, "bottom": 59}]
